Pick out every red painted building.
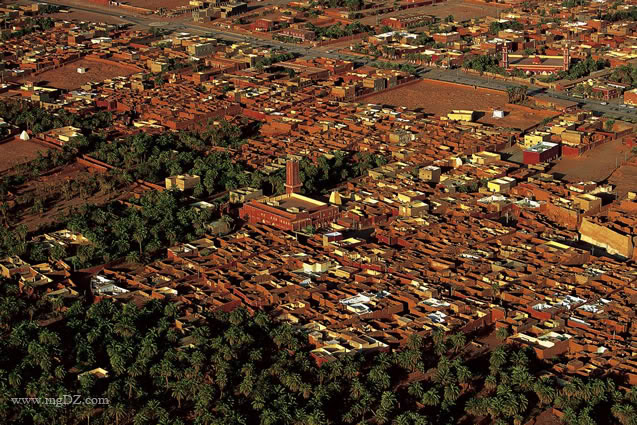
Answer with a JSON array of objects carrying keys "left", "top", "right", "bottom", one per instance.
[
  {"left": 523, "top": 142, "right": 560, "bottom": 164},
  {"left": 501, "top": 42, "right": 570, "bottom": 75},
  {"left": 250, "top": 19, "right": 274, "bottom": 32},
  {"left": 240, "top": 160, "right": 339, "bottom": 231}
]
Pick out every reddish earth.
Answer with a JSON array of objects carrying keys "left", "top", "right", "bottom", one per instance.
[
  {"left": 50, "top": 0, "right": 189, "bottom": 12},
  {"left": 47, "top": 10, "right": 128, "bottom": 24},
  {"left": 21, "top": 58, "right": 137, "bottom": 90},
  {"left": 362, "top": 79, "right": 558, "bottom": 130},
  {"left": 13, "top": 162, "right": 125, "bottom": 231},
  {"left": 529, "top": 409, "right": 562, "bottom": 425},
  {"left": 360, "top": 0, "right": 501, "bottom": 26},
  {"left": 608, "top": 163, "right": 637, "bottom": 199},
  {"left": 117, "top": 0, "right": 190, "bottom": 10},
  {"left": 550, "top": 138, "right": 634, "bottom": 183},
  {"left": 0, "top": 138, "right": 48, "bottom": 173}
]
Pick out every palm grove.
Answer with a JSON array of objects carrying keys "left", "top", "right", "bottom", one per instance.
[{"left": 1, "top": 278, "right": 636, "bottom": 425}]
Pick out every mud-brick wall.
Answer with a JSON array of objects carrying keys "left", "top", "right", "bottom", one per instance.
[{"left": 579, "top": 217, "right": 635, "bottom": 259}]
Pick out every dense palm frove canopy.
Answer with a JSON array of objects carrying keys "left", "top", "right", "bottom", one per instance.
[{"left": 1, "top": 278, "right": 635, "bottom": 425}]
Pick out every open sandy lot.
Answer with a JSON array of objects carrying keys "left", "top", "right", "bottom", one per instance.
[
  {"left": 360, "top": 0, "right": 501, "bottom": 26},
  {"left": 119, "top": 0, "right": 190, "bottom": 10},
  {"left": 609, "top": 163, "right": 637, "bottom": 199},
  {"left": 22, "top": 58, "right": 137, "bottom": 90},
  {"left": 361, "top": 79, "right": 558, "bottom": 131},
  {"left": 0, "top": 138, "right": 48, "bottom": 173},
  {"left": 48, "top": 10, "right": 128, "bottom": 24},
  {"left": 549, "top": 138, "right": 633, "bottom": 183}
]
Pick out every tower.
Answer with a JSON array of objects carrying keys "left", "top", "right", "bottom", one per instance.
[
  {"left": 285, "top": 160, "right": 302, "bottom": 195},
  {"left": 563, "top": 44, "right": 570, "bottom": 71},
  {"left": 501, "top": 42, "right": 509, "bottom": 70}
]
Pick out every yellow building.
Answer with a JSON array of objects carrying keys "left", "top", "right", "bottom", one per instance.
[
  {"left": 573, "top": 194, "right": 601, "bottom": 212},
  {"left": 561, "top": 130, "right": 583, "bottom": 145},
  {"left": 165, "top": 175, "right": 201, "bottom": 191},
  {"left": 419, "top": 165, "right": 441, "bottom": 182},
  {"left": 522, "top": 130, "right": 551, "bottom": 148},
  {"left": 447, "top": 110, "right": 474, "bottom": 122},
  {"left": 229, "top": 187, "right": 264, "bottom": 204},
  {"left": 472, "top": 151, "right": 501, "bottom": 165},
  {"left": 487, "top": 176, "right": 516, "bottom": 193}
]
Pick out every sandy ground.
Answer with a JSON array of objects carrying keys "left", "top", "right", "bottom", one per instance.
[
  {"left": 47, "top": 10, "right": 128, "bottom": 24},
  {"left": 21, "top": 58, "right": 137, "bottom": 90},
  {"left": 549, "top": 138, "right": 633, "bottom": 183},
  {"left": 608, "top": 163, "right": 637, "bottom": 199},
  {"left": 360, "top": 0, "right": 502, "bottom": 26},
  {"left": 43, "top": 0, "right": 189, "bottom": 12},
  {"left": 118, "top": 0, "right": 190, "bottom": 10},
  {"left": 14, "top": 162, "right": 121, "bottom": 231},
  {"left": 0, "top": 138, "right": 49, "bottom": 173},
  {"left": 362, "top": 79, "right": 558, "bottom": 130}
]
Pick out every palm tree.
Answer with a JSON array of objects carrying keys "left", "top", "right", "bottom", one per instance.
[
  {"left": 495, "top": 327, "right": 509, "bottom": 342},
  {"left": 374, "top": 391, "right": 397, "bottom": 425},
  {"left": 106, "top": 403, "right": 127, "bottom": 425},
  {"left": 611, "top": 403, "right": 636, "bottom": 425},
  {"left": 466, "top": 397, "right": 488, "bottom": 417},
  {"left": 368, "top": 366, "right": 391, "bottom": 391},
  {"left": 170, "top": 380, "right": 188, "bottom": 408},
  {"left": 448, "top": 333, "right": 466, "bottom": 354},
  {"left": 534, "top": 378, "right": 557, "bottom": 407},
  {"left": 485, "top": 375, "right": 498, "bottom": 392},
  {"left": 393, "top": 413, "right": 412, "bottom": 425},
  {"left": 408, "top": 382, "right": 424, "bottom": 399},
  {"left": 562, "top": 377, "right": 584, "bottom": 401},
  {"left": 444, "top": 384, "right": 460, "bottom": 403},
  {"left": 456, "top": 364, "right": 472, "bottom": 388},
  {"left": 421, "top": 388, "right": 440, "bottom": 407},
  {"left": 489, "top": 346, "right": 508, "bottom": 375},
  {"left": 124, "top": 376, "right": 140, "bottom": 400}
]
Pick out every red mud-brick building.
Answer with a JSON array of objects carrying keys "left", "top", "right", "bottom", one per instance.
[
  {"left": 523, "top": 142, "right": 560, "bottom": 164},
  {"left": 240, "top": 160, "right": 339, "bottom": 231}
]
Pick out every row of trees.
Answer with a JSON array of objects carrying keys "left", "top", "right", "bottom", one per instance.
[
  {"left": 541, "top": 57, "right": 609, "bottom": 82},
  {"left": 489, "top": 20, "right": 524, "bottom": 35},
  {"left": 506, "top": 86, "right": 528, "bottom": 104},
  {"left": 253, "top": 52, "right": 298, "bottom": 72},
  {"left": 462, "top": 54, "right": 504, "bottom": 75},
  {"left": 306, "top": 22, "right": 372, "bottom": 40},
  {"left": 601, "top": 6, "right": 637, "bottom": 22},
  {"left": 609, "top": 64, "right": 637, "bottom": 88},
  {"left": 0, "top": 17, "right": 54, "bottom": 40},
  {"left": 369, "top": 61, "right": 419, "bottom": 75},
  {"left": 0, "top": 100, "right": 112, "bottom": 134},
  {"left": 1, "top": 278, "right": 635, "bottom": 425},
  {"left": 312, "top": 0, "right": 365, "bottom": 11}
]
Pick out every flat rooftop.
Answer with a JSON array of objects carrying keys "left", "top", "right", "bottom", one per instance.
[{"left": 263, "top": 193, "right": 327, "bottom": 213}]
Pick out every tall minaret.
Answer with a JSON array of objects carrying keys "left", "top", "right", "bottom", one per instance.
[
  {"left": 563, "top": 44, "right": 570, "bottom": 71},
  {"left": 285, "top": 160, "right": 302, "bottom": 195},
  {"left": 502, "top": 42, "right": 509, "bottom": 70}
]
